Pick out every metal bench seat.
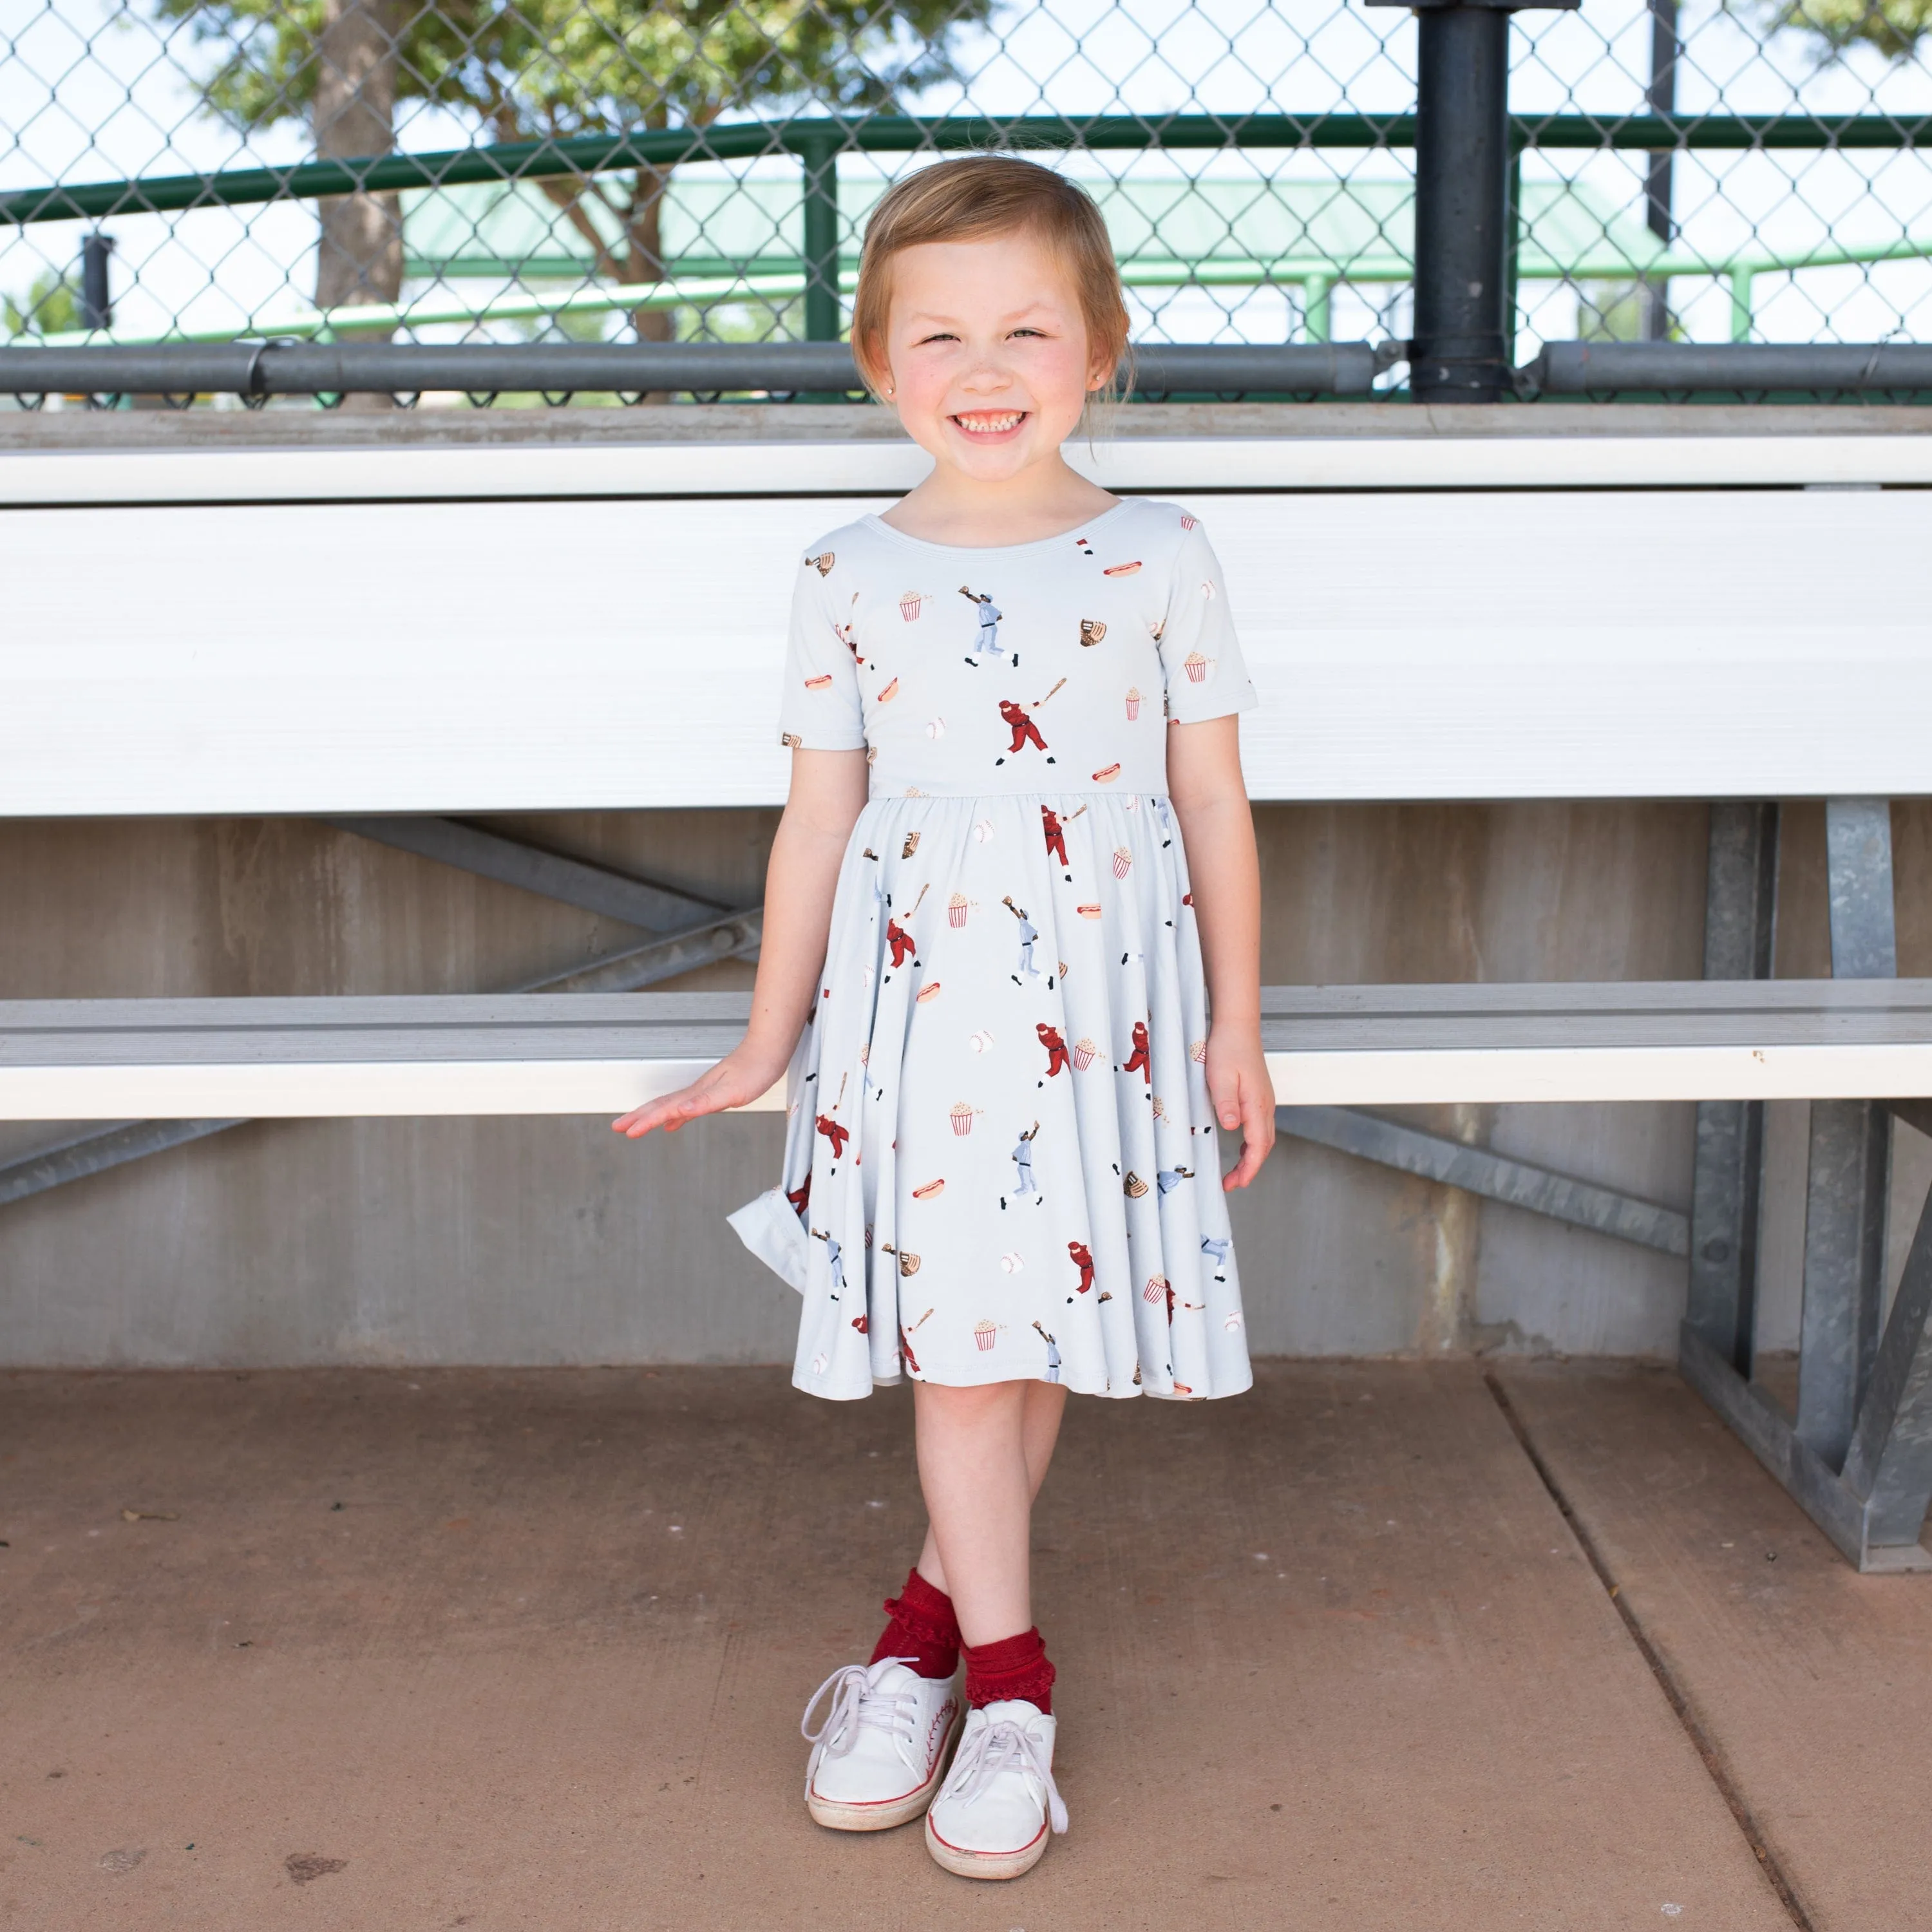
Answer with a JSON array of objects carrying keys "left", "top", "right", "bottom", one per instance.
[{"left": 5, "top": 980, "right": 1932, "bottom": 1120}]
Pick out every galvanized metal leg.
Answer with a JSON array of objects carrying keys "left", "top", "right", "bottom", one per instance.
[
  {"left": 1797, "top": 1099, "right": 1891, "bottom": 1468},
  {"left": 1682, "top": 796, "right": 1931, "bottom": 1569},
  {"left": 1842, "top": 1175, "right": 1932, "bottom": 1551},
  {"left": 1686, "top": 802, "right": 1778, "bottom": 1370},
  {"left": 1823, "top": 797, "right": 1898, "bottom": 980},
  {"left": 1795, "top": 799, "right": 1898, "bottom": 1468}
]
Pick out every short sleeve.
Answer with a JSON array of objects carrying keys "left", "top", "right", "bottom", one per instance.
[
  {"left": 1156, "top": 517, "right": 1259, "bottom": 724},
  {"left": 775, "top": 545, "right": 866, "bottom": 751}
]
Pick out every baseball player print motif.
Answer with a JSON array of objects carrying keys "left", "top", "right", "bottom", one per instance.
[
  {"left": 994, "top": 677, "right": 1064, "bottom": 766},
  {"left": 815, "top": 1071, "right": 853, "bottom": 1167},
  {"left": 1068, "top": 1241, "right": 1095, "bottom": 1296},
  {"left": 728, "top": 498, "right": 1259, "bottom": 1403},
  {"left": 1002, "top": 896, "right": 1051, "bottom": 987},
  {"left": 960, "top": 587, "right": 1012, "bottom": 667},
  {"left": 1032, "top": 1321, "right": 1063, "bottom": 1384},
  {"left": 1036, "top": 1024, "right": 1070, "bottom": 1083},
  {"left": 1041, "top": 802, "right": 1087, "bottom": 882},
  {"left": 1003, "top": 1121, "right": 1041, "bottom": 1208}
]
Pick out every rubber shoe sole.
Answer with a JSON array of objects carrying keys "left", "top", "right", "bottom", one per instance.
[
  {"left": 923, "top": 1809, "right": 1051, "bottom": 1880},
  {"left": 806, "top": 1705, "right": 963, "bottom": 1832}
]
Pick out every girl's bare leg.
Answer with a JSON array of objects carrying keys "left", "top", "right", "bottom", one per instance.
[{"left": 910, "top": 1379, "right": 1067, "bottom": 1645}]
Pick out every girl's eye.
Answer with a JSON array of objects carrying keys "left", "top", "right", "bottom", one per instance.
[
  {"left": 915, "top": 331, "right": 958, "bottom": 346},
  {"left": 1010, "top": 327, "right": 1047, "bottom": 339}
]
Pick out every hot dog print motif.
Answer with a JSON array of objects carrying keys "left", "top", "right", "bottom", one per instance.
[{"left": 730, "top": 498, "right": 1258, "bottom": 1404}]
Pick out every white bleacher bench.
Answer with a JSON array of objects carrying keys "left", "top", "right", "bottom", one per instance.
[
  {"left": 3, "top": 407, "right": 1931, "bottom": 1573},
  {"left": 5, "top": 982, "right": 1932, "bottom": 1120}
]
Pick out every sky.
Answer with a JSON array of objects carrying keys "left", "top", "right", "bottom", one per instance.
[{"left": 0, "top": 0, "right": 1927, "bottom": 352}]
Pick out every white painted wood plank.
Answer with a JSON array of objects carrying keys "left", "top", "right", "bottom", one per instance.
[
  {"left": 3, "top": 487, "right": 1927, "bottom": 813},
  {"left": 1262, "top": 1046, "right": 1932, "bottom": 1106},
  {"left": 3, "top": 430, "right": 1929, "bottom": 506},
  {"left": 8, "top": 1045, "right": 1932, "bottom": 1116},
  {"left": 8, "top": 1045, "right": 1931, "bottom": 1117},
  {"left": 5, "top": 984, "right": 1929, "bottom": 1117},
  {"left": 0, "top": 1059, "right": 779, "bottom": 1118}
]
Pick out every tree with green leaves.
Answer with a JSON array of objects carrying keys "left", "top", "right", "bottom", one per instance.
[
  {"left": 1773, "top": 0, "right": 1929, "bottom": 58},
  {"left": 4, "top": 267, "right": 83, "bottom": 340},
  {"left": 156, "top": 0, "right": 992, "bottom": 338}
]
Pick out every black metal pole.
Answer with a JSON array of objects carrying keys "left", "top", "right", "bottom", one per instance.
[
  {"left": 1411, "top": 6, "right": 1511, "bottom": 402},
  {"left": 1643, "top": 0, "right": 1680, "bottom": 340},
  {"left": 80, "top": 231, "right": 114, "bottom": 331}
]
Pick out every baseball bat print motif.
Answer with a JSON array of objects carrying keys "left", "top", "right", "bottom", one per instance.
[{"left": 898, "top": 1307, "right": 935, "bottom": 1377}]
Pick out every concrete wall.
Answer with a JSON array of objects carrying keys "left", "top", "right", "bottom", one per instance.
[{"left": 8, "top": 800, "right": 1925, "bottom": 1368}]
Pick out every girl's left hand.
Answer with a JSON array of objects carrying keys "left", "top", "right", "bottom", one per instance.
[{"left": 1206, "top": 1026, "right": 1276, "bottom": 1190}]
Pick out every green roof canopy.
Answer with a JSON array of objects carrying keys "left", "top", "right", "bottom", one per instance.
[{"left": 401, "top": 172, "right": 1666, "bottom": 285}]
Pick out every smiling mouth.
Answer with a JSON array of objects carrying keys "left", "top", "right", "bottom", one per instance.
[{"left": 951, "top": 409, "right": 1028, "bottom": 436}]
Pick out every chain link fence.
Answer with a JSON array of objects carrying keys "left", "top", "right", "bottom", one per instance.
[{"left": 1, "top": 0, "right": 1927, "bottom": 401}]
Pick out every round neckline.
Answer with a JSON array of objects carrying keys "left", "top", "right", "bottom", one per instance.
[{"left": 862, "top": 498, "right": 1134, "bottom": 556}]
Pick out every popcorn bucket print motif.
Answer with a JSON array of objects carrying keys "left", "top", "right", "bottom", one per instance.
[{"left": 728, "top": 500, "right": 1258, "bottom": 1403}]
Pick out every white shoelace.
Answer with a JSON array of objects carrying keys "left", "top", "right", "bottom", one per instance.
[
  {"left": 940, "top": 1713, "right": 1068, "bottom": 1834},
  {"left": 799, "top": 1659, "right": 923, "bottom": 1792}
]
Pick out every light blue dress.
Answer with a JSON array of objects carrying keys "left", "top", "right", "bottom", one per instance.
[{"left": 729, "top": 498, "right": 1257, "bottom": 1403}]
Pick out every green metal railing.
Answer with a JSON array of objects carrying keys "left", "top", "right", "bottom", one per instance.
[
  {"left": 8, "top": 113, "right": 1931, "bottom": 230},
  {"left": 8, "top": 111, "right": 1930, "bottom": 348},
  {"left": 38, "top": 235, "right": 1932, "bottom": 350}
]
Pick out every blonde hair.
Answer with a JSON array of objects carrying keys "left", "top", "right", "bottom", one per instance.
[{"left": 849, "top": 155, "right": 1132, "bottom": 405}]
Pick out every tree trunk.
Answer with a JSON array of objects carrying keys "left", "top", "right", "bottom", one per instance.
[
  {"left": 314, "top": 0, "right": 404, "bottom": 408},
  {"left": 627, "top": 166, "right": 674, "bottom": 402}
]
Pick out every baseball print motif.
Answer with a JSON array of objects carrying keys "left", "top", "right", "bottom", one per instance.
[{"left": 728, "top": 498, "right": 1257, "bottom": 1403}]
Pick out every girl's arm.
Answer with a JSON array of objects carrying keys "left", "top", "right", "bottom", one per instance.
[
  {"left": 613, "top": 748, "right": 869, "bottom": 1137},
  {"left": 1166, "top": 715, "right": 1276, "bottom": 1189}
]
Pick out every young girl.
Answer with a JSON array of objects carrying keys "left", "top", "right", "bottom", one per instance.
[{"left": 614, "top": 155, "right": 1274, "bottom": 1881}]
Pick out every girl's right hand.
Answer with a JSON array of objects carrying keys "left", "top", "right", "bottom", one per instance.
[{"left": 611, "top": 1043, "right": 788, "bottom": 1139}]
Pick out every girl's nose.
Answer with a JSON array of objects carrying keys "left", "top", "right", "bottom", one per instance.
[{"left": 958, "top": 357, "right": 1013, "bottom": 393}]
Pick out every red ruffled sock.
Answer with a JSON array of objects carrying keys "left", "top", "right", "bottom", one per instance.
[
  {"left": 962, "top": 1627, "right": 1056, "bottom": 1714},
  {"left": 869, "top": 1567, "right": 961, "bottom": 1680}
]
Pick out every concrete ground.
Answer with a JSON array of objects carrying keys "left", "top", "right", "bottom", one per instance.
[{"left": 1, "top": 1362, "right": 1926, "bottom": 1931}]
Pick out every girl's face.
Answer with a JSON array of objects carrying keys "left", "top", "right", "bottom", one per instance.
[{"left": 875, "top": 229, "right": 1113, "bottom": 480}]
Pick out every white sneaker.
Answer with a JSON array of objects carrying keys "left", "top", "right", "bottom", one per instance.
[
  {"left": 923, "top": 1699, "right": 1067, "bottom": 1880},
  {"left": 800, "top": 1657, "right": 963, "bottom": 1832}
]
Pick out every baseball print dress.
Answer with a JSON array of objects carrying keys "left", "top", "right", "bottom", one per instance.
[{"left": 728, "top": 497, "right": 1258, "bottom": 1403}]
